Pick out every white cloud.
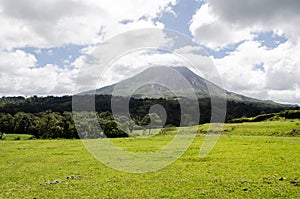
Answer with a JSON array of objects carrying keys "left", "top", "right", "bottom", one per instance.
[
  {"left": 190, "top": 0, "right": 300, "bottom": 104},
  {"left": 268, "top": 89, "right": 300, "bottom": 104},
  {"left": 0, "top": 50, "right": 78, "bottom": 96},
  {"left": 265, "top": 41, "right": 300, "bottom": 91},
  {"left": 0, "top": 0, "right": 177, "bottom": 96},
  {"left": 207, "top": 0, "right": 300, "bottom": 43},
  {"left": 92, "top": 49, "right": 184, "bottom": 88},
  {"left": 0, "top": 50, "right": 37, "bottom": 71},
  {"left": 214, "top": 41, "right": 266, "bottom": 90},
  {"left": 214, "top": 40, "right": 300, "bottom": 104},
  {"left": 71, "top": 28, "right": 176, "bottom": 93},
  {"left": 0, "top": 0, "right": 176, "bottom": 49},
  {"left": 190, "top": 4, "right": 253, "bottom": 49},
  {"left": 95, "top": 45, "right": 221, "bottom": 91},
  {"left": 190, "top": 1, "right": 300, "bottom": 49}
]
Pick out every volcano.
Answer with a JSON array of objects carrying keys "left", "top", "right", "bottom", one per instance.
[{"left": 96, "top": 66, "right": 269, "bottom": 103}]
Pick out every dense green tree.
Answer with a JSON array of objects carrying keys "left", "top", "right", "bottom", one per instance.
[
  {"left": 13, "top": 112, "right": 35, "bottom": 135},
  {"left": 62, "top": 112, "right": 78, "bottom": 139},
  {"left": 102, "top": 120, "right": 128, "bottom": 138},
  {"left": 141, "top": 113, "right": 162, "bottom": 135},
  {"left": 0, "top": 113, "right": 14, "bottom": 133},
  {"left": 115, "top": 115, "right": 134, "bottom": 135},
  {"left": 73, "top": 112, "right": 102, "bottom": 139},
  {"left": 97, "top": 112, "right": 128, "bottom": 138}
]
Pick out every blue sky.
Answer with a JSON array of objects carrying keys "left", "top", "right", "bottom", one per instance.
[
  {"left": 17, "top": 0, "right": 205, "bottom": 69},
  {"left": 157, "top": 0, "right": 202, "bottom": 37},
  {"left": 0, "top": 0, "right": 299, "bottom": 104},
  {"left": 15, "top": 0, "right": 287, "bottom": 68},
  {"left": 17, "top": 45, "right": 85, "bottom": 69}
]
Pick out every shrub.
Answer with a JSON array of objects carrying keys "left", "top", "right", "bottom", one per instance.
[
  {"left": 269, "top": 115, "right": 281, "bottom": 121},
  {"left": 197, "top": 128, "right": 207, "bottom": 134},
  {"left": 14, "top": 136, "right": 21, "bottom": 140},
  {"left": 158, "top": 125, "right": 177, "bottom": 135},
  {"left": 288, "top": 129, "right": 300, "bottom": 137},
  {"left": 103, "top": 121, "right": 129, "bottom": 138},
  {"left": 279, "top": 110, "right": 300, "bottom": 119},
  {"left": 252, "top": 113, "right": 275, "bottom": 122}
]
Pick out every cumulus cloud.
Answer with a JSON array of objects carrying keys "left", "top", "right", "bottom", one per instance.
[
  {"left": 208, "top": 0, "right": 300, "bottom": 31},
  {"left": 189, "top": 0, "right": 300, "bottom": 104},
  {"left": 190, "top": 3, "right": 253, "bottom": 49},
  {"left": 214, "top": 40, "right": 300, "bottom": 104},
  {"left": 0, "top": 0, "right": 176, "bottom": 96},
  {"left": 0, "top": 50, "right": 78, "bottom": 96},
  {"left": 190, "top": 0, "right": 300, "bottom": 49},
  {"left": 0, "top": 0, "right": 176, "bottom": 49}
]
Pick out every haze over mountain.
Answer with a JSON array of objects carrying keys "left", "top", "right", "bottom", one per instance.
[
  {"left": 96, "top": 66, "right": 214, "bottom": 98},
  {"left": 95, "top": 66, "right": 285, "bottom": 105}
]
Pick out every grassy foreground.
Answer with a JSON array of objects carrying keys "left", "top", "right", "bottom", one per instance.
[
  {"left": 1, "top": 133, "right": 299, "bottom": 198},
  {"left": 200, "top": 119, "right": 300, "bottom": 137}
]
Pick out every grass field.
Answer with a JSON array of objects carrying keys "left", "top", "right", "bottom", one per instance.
[
  {"left": 1, "top": 121, "right": 300, "bottom": 198},
  {"left": 200, "top": 119, "right": 300, "bottom": 137},
  {"left": 1, "top": 134, "right": 34, "bottom": 141}
]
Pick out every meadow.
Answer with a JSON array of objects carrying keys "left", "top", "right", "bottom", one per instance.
[{"left": 1, "top": 120, "right": 300, "bottom": 198}]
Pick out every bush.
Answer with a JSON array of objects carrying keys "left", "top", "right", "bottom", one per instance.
[
  {"left": 103, "top": 121, "right": 129, "bottom": 138},
  {"left": 228, "top": 118, "right": 252, "bottom": 123},
  {"left": 197, "top": 128, "right": 207, "bottom": 134},
  {"left": 252, "top": 113, "right": 276, "bottom": 122},
  {"left": 288, "top": 129, "right": 300, "bottom": 137},
  {"left": 279, "top": 110, "right": 300, "bottom": 119},
  {"left": 158, "top": 125, "right": 177, "bottom": 135},
  {"left": 14, "top": 136, "right": 21, "bottom": 140},
  {"left": 269, "top": 115, "right": 281, "bottom": 121}
]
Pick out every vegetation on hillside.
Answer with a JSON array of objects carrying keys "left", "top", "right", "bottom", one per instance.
[
  {"left": 229, "top": 110, "right": 300, "bottom": 123},
  {"left": 198, "top": 120, "right": 300, "bottom": 137},
  {"left": 0, "top": 95, "right": 298, "bottom": 122}
]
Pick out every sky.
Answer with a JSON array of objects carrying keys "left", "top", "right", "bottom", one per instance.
[{"left": 0, "top": 0, "right": 299, "bottom": 104}]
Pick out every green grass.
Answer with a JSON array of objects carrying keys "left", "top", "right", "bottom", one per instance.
[
  {"left": 1, "top": 134, "right": 34, "bottom": 140},
  {"left": 199, "top": 119, "right": 300, "bottom": 137},
  {"left": 1, "top": 133, "right": 299, "bottom": 198},
  {"left": 130, "top": 128, "right": 162, "bottom": 136}
]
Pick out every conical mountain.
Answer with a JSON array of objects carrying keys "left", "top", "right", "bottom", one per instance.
[
  {"left": 96, "top": 66, "right": 267, "bottom": 103},
  {"left": 96, "top": 66, "right": 228, "bottom": 99}
]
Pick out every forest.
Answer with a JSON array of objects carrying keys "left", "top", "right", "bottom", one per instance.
[{"left": 0, "top": 95, "right": 298, "bottom": 139}]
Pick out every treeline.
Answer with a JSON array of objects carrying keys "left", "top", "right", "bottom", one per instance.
[
  {"left": 0, "top": 111, "right": 77, "bottom": 139},
  {"left": 0, "top": 95, "right": 209, "bottom": 125},
  {"left": 0, "top": 110, "right": 169, "bottom": 139},
  {"left": 0, "top": 95, "right": 298, "bottom": 139},
  {"left": 229, "top": 110, "right": 300, "bottom": 123},
  {"left": 226, "top": 99, "right": 299, "bottom": 120},
  {"left": 0, "top": 95, "right": 297, "bottom": 122}
]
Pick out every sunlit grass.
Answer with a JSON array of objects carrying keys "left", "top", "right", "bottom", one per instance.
[
  {"left": 1, "top": 132, "right": 299, "bottom": 198},
  {"left": 199, "top": 119, "right": 300, "bottom": 137},
  {"left": 1, "top": 134, "right": 34, "bottom": 140}
]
